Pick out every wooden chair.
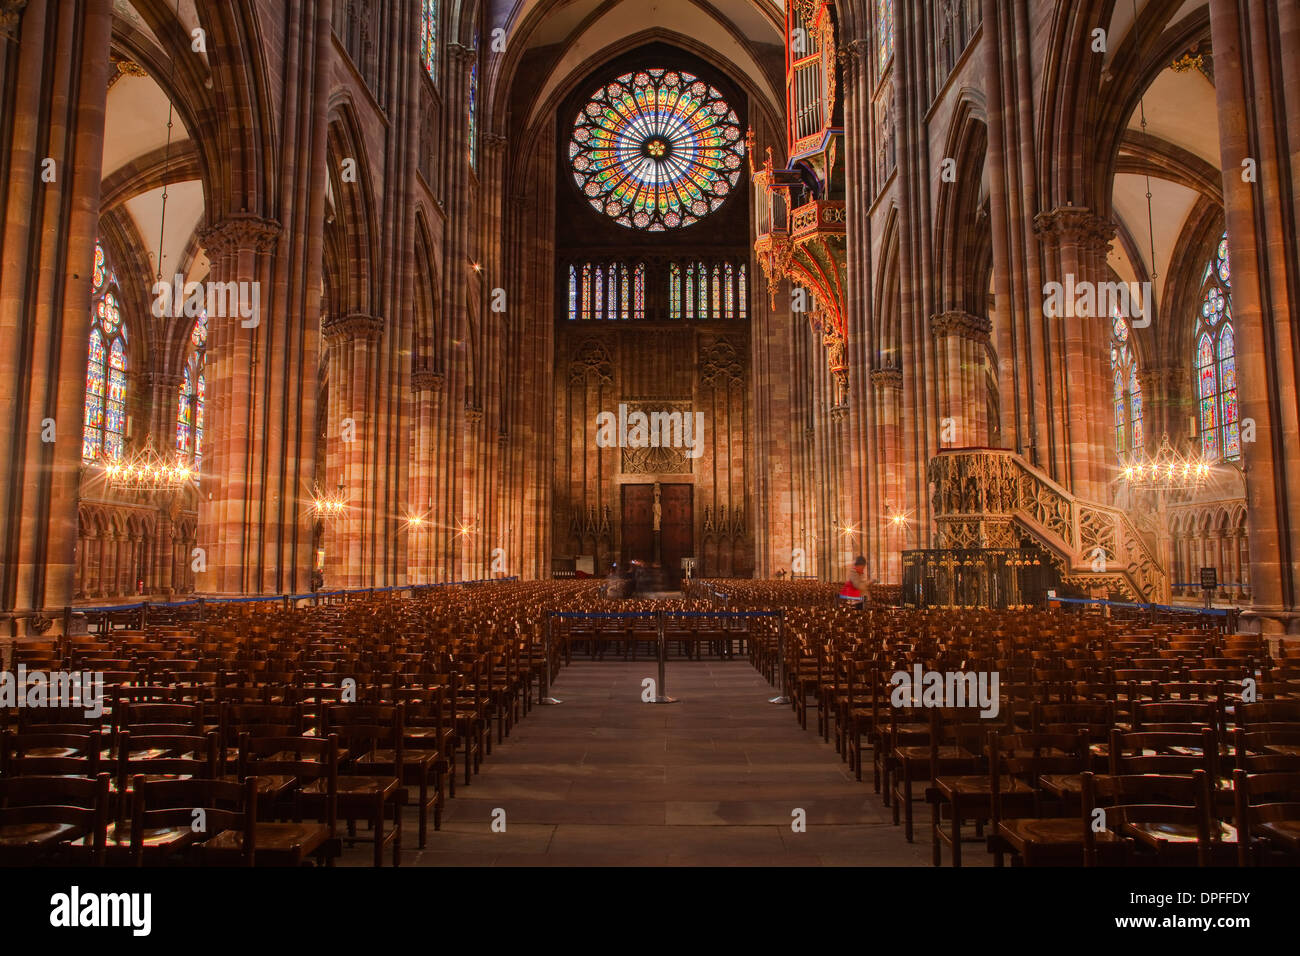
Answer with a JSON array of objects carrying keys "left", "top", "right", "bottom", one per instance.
[
  {"left": 129, "top": 775, "right": 257, "bottom": 866},
  {"left": 320, "top": 705, "right": 404, "bottom": 866},
  {"left": 0, "top": 773, "right": 110, "bottom": 866},
  {"left": 1081, "top": 770, "right": 1220, "bottom": 866},
  {"left": 0, "top": 729, "right": 107, "bottom": 777},
  {"left": 236, "top": 733, "right": 341, "bottom": 866},
  {"left": 889, "top": 706, "right": 983, "bottom": 843},
  {"left": 1232, "top": 769, "right": 1300, "bottom": 866}
]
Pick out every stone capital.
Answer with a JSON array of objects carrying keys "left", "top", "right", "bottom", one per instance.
[
  {"left": 447, "top": 43, "right": 477, "bottom": 69},
  {"left": 322, "top": 313, "right": 384, "bottom": 342},
  {"left": 930, "top": 310, "right": 992, "bottom": 343},
  {"left": 483, "top": 133, "right": 507, "bottom": 153},
  {"left": 199, "top": 214, "right": 281, "bottom": 259},
  {"left": 0, "top": 0, "right": 26, "bottom": 41},
  {"left": 141, "top": 370, "right": 185, "bottom": 391},
  {"left": 1032, "top": 206, "right": 1114, "bottom": 252},
  {"left": 464, "top": 404, "right": 484, "bottom": 425},
  {"left": 869, "top": 367, "right": 903, "bottom": 391},
  {"left": 411, "top": 368, "right": 444, "bottom": 393}
]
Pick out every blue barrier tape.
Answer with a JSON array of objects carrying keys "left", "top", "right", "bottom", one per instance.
[
  {"left": 1047, "top": 595, "right": 1233, "bottom": 617},
  {"left": 77, "top": 577, "right": 521, "bottom": 616},
  {"left": 549, "top": 611, "right": 658, "bottom": 620},
  {"left": 660, "top": 611, "right": 782, "bottom": 619},
  {"left": 548, "top": 610, "right": 780, "bottom": 620}
]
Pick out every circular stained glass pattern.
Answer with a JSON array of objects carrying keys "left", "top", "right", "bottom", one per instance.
[{"left": 569, "top": 68, "right": 744, "bottom": 231}]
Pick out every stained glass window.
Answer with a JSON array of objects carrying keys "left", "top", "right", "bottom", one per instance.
[
  {"left": 567, "top": 261, "right": 647, "bottom": 320},
  {"left": 420, "top": 0, "right": 438, "bottom": 80},
  {"left": 1195, "top": 232, "right": 1237, "bottom": 461},
  {"left": 876, "top": 0, "right": 894, "bottom": 77},
  {"left": 569, "top": 68, "right": 744, "bottom": 231},
  {"left": 468, "top": 58, "right": 478, "bottom": 168},
  {"left": 177, "top": 313, "right": 207, "bottom": 472},
  {"left": 467, "top": 22, "right": 479, "bottom": 170},
  {"left": 83, "top": 241, "right": 129, "bottom": 463},
  {"left": 1110, "top": 309, "right": 1143, "bottom": 458}
]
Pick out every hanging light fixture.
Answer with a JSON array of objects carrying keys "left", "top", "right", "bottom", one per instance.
[
  {"left": 104, "top": 436, "right": 194, "bottom": 491},
  {"left": 1118, "top": 433, "right": 1212, "bottom": 492},
  {"left": 107, "top": 0, "right": 192, "bottom": 497},
  {"left": 311, "top": 483, "right": 348, "bottom": 519}
]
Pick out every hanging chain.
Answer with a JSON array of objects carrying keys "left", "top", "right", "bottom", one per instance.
[{"left": 154, "top": 0, "right": 184, "bottom": 284}]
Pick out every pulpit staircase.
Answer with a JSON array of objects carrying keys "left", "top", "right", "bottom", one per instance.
[{"left": 928, "top": 449, "right": 1168, "bottom": 603}]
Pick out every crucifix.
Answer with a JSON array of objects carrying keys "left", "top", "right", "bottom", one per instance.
[{"left": 652, "top": 481, "right": 662, "bottom": 564}]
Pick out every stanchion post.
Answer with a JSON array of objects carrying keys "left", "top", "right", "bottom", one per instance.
[
  {"left": 540, "top": 613, "right": 562, "bottom": 705},
  {"left": 769, "top": 610, "right": 791, "bottom": 705},
  {"left": 649, "top": 610, "right": 678, "bottom": 704}
]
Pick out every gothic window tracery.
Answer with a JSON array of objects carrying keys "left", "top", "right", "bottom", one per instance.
[
  {"left": 83, "top": 240, "right": 128, "bottom": 463},
  {"left": 420, "top": 0, "right": 438, "bottom": 80},
  {"left": 568, "top": 261, "right": 646, "bottom": 320},
  {"left": 568, "top": 68, "right": 744, "bottom": 230},
  {"left": 1110, "top": 309, "right": 1143, "bottom": 458},
  {"left": 1195, "top": 233, "right": 1238, "bottom": 461},
  {"left": 669, "top": 261, "right": 748, "bottom": 319},
  {"left": 876, "top": 0, "right": 895, "bottom": 78},
  {"left": 177, "top": 313, "right": 207, "bottom": 473}
]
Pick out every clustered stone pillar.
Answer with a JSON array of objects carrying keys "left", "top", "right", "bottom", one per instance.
[
  {"left": 869, "top": 367, "right": 904, "bottom": 581},
  {"left": 321, "top": 313, "right": 384, "bottom": 590},
  {"left": 1032, "top": 207, "right": 1116, "bottom": 503},
  {"left": 931, "top": 311, "right": 993, "bottom": 450},
  {"left": 195, "top": 216, "right": 283, "bottom": 594},
  {"left": 0, "top": 0, "right": 111, "bottom": 631},
  {"left": 1209, "top": 0, "right": 1300, "bottom": 632}
]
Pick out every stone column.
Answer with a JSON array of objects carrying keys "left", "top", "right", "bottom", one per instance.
[
  {"left": 409, "top": 369, "right": 443, "bottom": 584},
  {"left": 195, "top": 216, "right": 282, "bottom": 594},
  {"left": 871, "top": 367, "right": 903, "bottom": 582},
  {"left": 0, "top": 0, "right": 112, "bottom": 630},
  {"left": 931, "top": 311, "right": 993, "bottom": 450},
  {"left": 1208, "top": 0, "right": 1300, "bottom": 631},
  {"left": 320, "top": 313, "right": 383, "bottom": 590},
  {"left": 1032, "top": 207, "right": 1116, "bottom": 502}
]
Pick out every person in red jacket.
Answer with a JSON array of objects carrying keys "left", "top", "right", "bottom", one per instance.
[{"left": 840, "top": 556, "right": 868, "bottom": 604}]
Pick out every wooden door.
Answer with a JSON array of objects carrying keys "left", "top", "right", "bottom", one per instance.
[
  {"left": 621, "top": 484, "right": 654, "bottom": 565},
  {"left": 660, "top": 484, "right": 693, "bottom": 578}
]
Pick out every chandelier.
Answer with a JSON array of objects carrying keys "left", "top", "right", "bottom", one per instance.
[
  {"left": 310, "top": 483, "right": 348, "bottom": 519},
  {"left": 1119, "top": 433, "right": 1212, "bottom": 491},
  {"left": 104, "top": 439, "right": 194, "bottom": 492}
]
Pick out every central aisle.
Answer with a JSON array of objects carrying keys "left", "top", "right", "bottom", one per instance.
[{"left": 403, "top": 661, "right": 939, "bottom": 866}]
